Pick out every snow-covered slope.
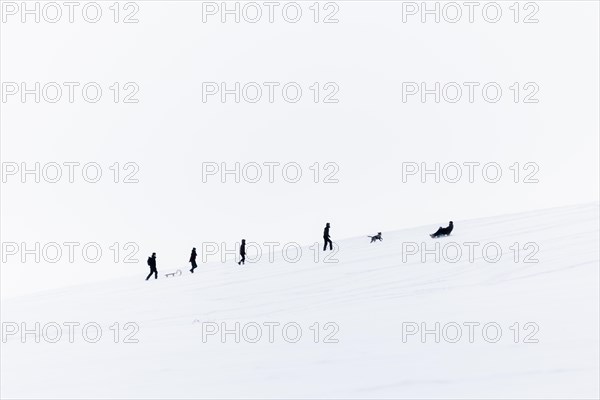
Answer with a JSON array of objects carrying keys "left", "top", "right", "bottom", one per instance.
[{"left": 1, "top": 203, "right": 599, "bottom": 399}]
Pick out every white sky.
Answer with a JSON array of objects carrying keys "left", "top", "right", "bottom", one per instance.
[{"left": 1, "top": 0, "right": 599, "bottom": 297}]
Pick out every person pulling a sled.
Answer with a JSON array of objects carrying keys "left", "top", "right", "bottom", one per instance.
[{"left": 146, "top": 252, "right": 158, "bottom": 280}]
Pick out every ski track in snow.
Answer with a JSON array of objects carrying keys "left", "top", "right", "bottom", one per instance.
[{"left": 1, "top": 203, "right": 599, "bottom": 399}]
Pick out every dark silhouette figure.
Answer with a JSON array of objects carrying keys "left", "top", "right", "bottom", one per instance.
[
  {"left": 238, "top": 239, "right": 246, "bottom": 265},
  {"left": 369, "top": 232, "right": 383, "bottom": 243},
  {"left": 323, "top": 223, "right": 333, "bottom": 251},
  {"left": 430, "top": 221, "right": 454, "bottom": 238},
  {"left": 189, "top": 247, "right": 197, "bottom": 273},
  {"left": 146, "top": 252, "right": 157, "bottom": 280}
]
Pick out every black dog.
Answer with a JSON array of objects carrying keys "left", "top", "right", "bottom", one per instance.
[
  {"left": 368, "top": 232, "right": 383, "bottom": 243},
  {"left": 430, "top": 221, "right": 454, "bottom": 238}
]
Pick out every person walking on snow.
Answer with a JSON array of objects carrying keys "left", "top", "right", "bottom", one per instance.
[
  {"left": 323, "top": 223, "right": 333, "bottom": 251},
  {"left": 146, "top": 252, "right": 158, "bottom": 280},
  {"left": 238, "top": 239, "right": 246, "bottom": 265},
  {"left": 189, "top": 247, "right": 197, "bottom": 273}
]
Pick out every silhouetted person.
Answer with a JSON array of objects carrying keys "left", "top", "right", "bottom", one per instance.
[
  {"left": 369, "top": 232, "right": 383, "bottom": 243},
  {"left": 323, "top": 223, "right": 333, "bottom": 251},
  {"left": 146, "top": 252, "right": 157, "bottom": 280},
  {"left": 238, "top": 239, "right": 246, "bottom": 265},
  {"left": 189, "top": 247, "right": 197, "bottom": 273},
  {"left": 430, "top": 221, "right": 454, "bottom": 238}
]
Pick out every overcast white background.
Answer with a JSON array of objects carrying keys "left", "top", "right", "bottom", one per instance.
[{"left": 1, "top": 0, "right": 598, "bottom": 297}]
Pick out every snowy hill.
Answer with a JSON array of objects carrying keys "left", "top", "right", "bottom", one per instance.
[{"left": 1, "top": 203, "right": 599, "bottom": 399}]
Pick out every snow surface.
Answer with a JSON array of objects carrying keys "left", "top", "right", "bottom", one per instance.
[{"left": 1, "top": 203, "right": 599, "bottom": 399}]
